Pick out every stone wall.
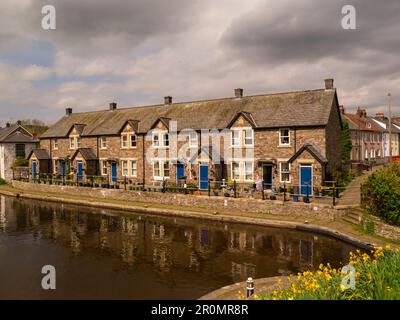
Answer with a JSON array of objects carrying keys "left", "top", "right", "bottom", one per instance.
[
  {"left": 12, "top": 180, "right": 340, "bottom": 220},
  {"left": 362, "top": 215, "right": 400, "bottom": 240},
  {"left": 1, "top": 143, "right": 35, "bottom": 181}
]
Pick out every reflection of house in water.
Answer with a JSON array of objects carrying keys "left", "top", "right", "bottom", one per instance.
[
  {"left": 1, "top": 197, "right": 356, "bottom": 286},
  {"left": 0, "top": 196, "right": 5, "bottom": 231}
]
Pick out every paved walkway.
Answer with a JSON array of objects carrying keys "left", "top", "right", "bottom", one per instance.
[{"left": 338, "top": 166, "right": 382, "bottom": 207}]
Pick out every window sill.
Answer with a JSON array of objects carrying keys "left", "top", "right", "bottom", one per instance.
[{"left": 277, "top": 145, "right": 291, "bottom": 148}]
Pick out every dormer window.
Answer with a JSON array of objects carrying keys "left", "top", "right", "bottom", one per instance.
[
  {"left": 121, "top": 133, "right": 137, "bottom": 149},
  {"left": 244, "top": 129, "right": 253, "bottom": 146},
  {"left": 231, "top": 128, "right": 253, "bottom": 147},
  {"left": 130, "top": 135, "right": 137, "bottom": 148},
  {"left": 231, "top": 130, "right": 240, "bottom": 146},
  {"left": 121, "top": 135, "right": 128, "bottom": 148},
  {"left": 152, "top": 132, "right": 169, "bottom": 148},
  {"left": 279, "top": 129, "right": 290, "bottom": 146}
]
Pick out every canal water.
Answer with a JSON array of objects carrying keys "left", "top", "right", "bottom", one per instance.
[{"left": 0, "top": 196, "right": 359, "bottom": 300}]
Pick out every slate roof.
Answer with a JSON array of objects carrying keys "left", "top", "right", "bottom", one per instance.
[
  {"left": 71, "top": 148, "right": 98, "bottom": 161},
  {"left": 41, "top": 88, "right": 338, "bottom": 139},
  {"left": 0, "top": 124, "right": 38, "bottom": 143},
  {"left": 28, "top": 149, "right": 51, "bottom": 160},
  {"left": 288, "top": 143, "right": 328, "bottom": 164}
]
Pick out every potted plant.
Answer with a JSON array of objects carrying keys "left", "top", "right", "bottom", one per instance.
[
  {"left": 270, "top": 195, "right": 277, "bottom": 200},
  {"left": 292, "top": 194, "right": 299, "bottom": 202}
]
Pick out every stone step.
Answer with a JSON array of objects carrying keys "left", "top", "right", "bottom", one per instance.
[{"left": 342, "top": 215, "right": 361, "bottom": 225}]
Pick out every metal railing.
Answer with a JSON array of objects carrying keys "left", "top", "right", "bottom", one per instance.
[{"left": 16, "top": 173, "right": 351, "bottom": 205}]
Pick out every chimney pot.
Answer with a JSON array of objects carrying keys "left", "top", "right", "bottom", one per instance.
[
  {"left": 324, "top": 78, "right": 334, "bottom": 90},
  {"left": 164, "top": 96, "right": 172, "bottom": 105},
  {"left": 234, "top": 88, "right": 243, "bottom": 98},
  {"left": 375, "top": 112, "right": 385, "bottom": 121},
  {"left": 66, "top": 108, "right": 73, "bottom": 116},
  {"left": 339, "top": 105, "right": 345, "bottom": 115},
  {"left": 109, "top": 102, "right": 117, "bottom": 111},
  {"left": 17, "top": 120, "right": 22, "bottom": 125},
  {"left": 6, "top": 122, "right": 10, "bottom": 128}
]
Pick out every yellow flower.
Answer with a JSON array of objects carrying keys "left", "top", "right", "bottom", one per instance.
[{"left": 340, "top": 284, "right": 346, "bottom": 292}]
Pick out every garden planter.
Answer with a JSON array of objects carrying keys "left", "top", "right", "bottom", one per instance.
[
  {"left": 292, "top": 195, "right": 299, "bottom": 202},
  {"left": 270, "top": 195, "right": 277, "bottom": 200},
  {"left": 213, "top": 191, "right": 219, "bottom": 196},
  {"left": 224, "top": 193, "right": 230, "bottom": 198},
  {"left": 303, "top": 197, "right": 310, "bottom": 203}
]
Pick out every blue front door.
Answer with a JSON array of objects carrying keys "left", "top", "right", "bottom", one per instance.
[
  {"left": 77, "top": 161, "right": 83, "bottom": 182},
  {"left": 300, "top": 165, "right": 313, "bottom": 196},
  {"left": 61, "top": 161, "right": 66, "bottom": 177},
  {"left": 32, "top": 161, "right": 37, "bottom": 178},
  {"left": 111, "top": 163, "right": 117, "bottom": 183},
  {"left": 177, "top": 163, "right": 185, "bottom": 180},
  {"left": 199, "top": 164, "right": 209, "bottom": 190}
]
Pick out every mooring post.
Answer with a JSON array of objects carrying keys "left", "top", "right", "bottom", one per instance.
[{"left": 246, "top": 277, "right": 254, "bottom": 299}]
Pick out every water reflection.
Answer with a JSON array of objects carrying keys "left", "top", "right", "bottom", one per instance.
[{"left": 0, "top": 196, "right": 358, "bottom": 299}]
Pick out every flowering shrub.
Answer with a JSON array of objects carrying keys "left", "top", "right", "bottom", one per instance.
[{"left": 258, "top": 246, "right": 400, "bottom": 300}]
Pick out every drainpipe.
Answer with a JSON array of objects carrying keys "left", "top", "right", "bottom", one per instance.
[
  {"left": 96, "top": 136, "right": 100, "bottom": 175},
  {"left": 142, "top": 134, "right": 146, "bottom": 187}
]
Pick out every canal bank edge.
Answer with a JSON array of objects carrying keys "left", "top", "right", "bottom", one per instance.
[
  {"left": 0, "top": 181, "right": 378, "bottom": 251},
  {"left": 199, "top": 276, "right": 290, "bottom": 300}
]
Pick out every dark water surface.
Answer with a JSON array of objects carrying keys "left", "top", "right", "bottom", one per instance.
[{"left": 0, "top": 195, "right": 359, "bottom": 299}]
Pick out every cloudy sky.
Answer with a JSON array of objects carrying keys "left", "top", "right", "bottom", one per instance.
[{"left": 0, "top": 0, "right": 399, "bottom": 125}]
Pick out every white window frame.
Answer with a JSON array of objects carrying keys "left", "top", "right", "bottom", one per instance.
[
  {"left": 244, "top": 161, "right": 254, "bottom": 181},
  {"left": 100, "top": 160, "right": 108, "bottom": 176},
  {"left": 244, "top": 129, "right": 254, "bottom": 147},
  {"left": 130, "top": 135, "right": 137, "bottom": 148},
  {"left": 53, "top": 159, "right": 58, "bottom": 174},
  {"left": 121, "top": 160, "right": 129, "bottom": 177},
  {"left": 69, "top": 137, "right": 76, "bottom": 150},
  {"left": 231, "top": 130, "right": 240, "bottom": 147},
  {"left": 152, "top": 160, "right": 170, "bottom": 180},
  {"left": 130, "top": 160, "right": 137, "bottom": 177},
  {"left": 100, "top": 137, "right": 107, "bottom": 150},
  {"left": 279, "top": 129, "right": 290, "bottom": 146},
  {"left": 231, "top": 162, "right": 240, "bottom": 180},
  {"left": 279, "top": 162, "right": 291, "bottom": 183},
  {"left": 153, "top": 134, "right": 160, "bottom": 148},
  {"left": 121, "top": 135, "right": 129, "bottom": 149},
  {"left": 53, "top": 139, "right": 59, "bottom": 150},
  {"left": 189, "top": 132, "right": 198, "bottom": 147}
]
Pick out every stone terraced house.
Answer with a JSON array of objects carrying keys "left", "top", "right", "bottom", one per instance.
[
  {"left": 0, "top": 122, "right": 38, "bottom": 181},
  {"left": 28, "top": 79, "right": 343, "bottom": 195}
]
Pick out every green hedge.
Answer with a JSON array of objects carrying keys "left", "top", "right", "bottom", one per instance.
[{"left": 361, "top": 163, "right": 400, "bottom": 226}]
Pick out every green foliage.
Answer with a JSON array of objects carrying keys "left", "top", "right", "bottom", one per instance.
[
  {"left": 361, "top": 163, "right": 400, "bottom": 226},
  {"left": 341, "top": 120, "right": 352, "bottom": 162},
  {"left": 0, "top": 178, "right": 6, "bottom": 185}
]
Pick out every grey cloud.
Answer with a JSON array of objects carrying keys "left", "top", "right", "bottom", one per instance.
[
  {"left": 24, "top": 0, "right": 202, "bottom": 55},
  {"left": 222, "top": 0, "right": 400, "bottom": 69}
]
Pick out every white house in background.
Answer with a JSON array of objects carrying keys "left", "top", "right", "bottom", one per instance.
[
  {"left": 372, "top": 114, "right": 400, "bottom": 157},
  {"left": 0, "top": 122, "right": 38, "bottom": 181}
]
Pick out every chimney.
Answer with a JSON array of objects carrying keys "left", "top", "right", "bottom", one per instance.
[
  {"left": 164, "top": 96, "right": 172, "bottom": 105},
  {"left": 324, "top": 78, "right": 334, "bottom": 90},
  {"left": 356, "top": 107, "right": 366, "bottom": 117},
  {"left": 6, "top": 122, "right": 10, "bottom": 128},
  {"left": 375, "top": 112, "right": 385, "bottom": 121},
  {"left": 66, "top": 108, "right": 73, "bottom": 116},
  {"left": 109, "top": 102, "right": 117, "bottom": 111},
  {"left": 339, "top": 105, "right": 345, "bottom": 115},
  {"left": 234, "top": 88, "right": 243, "bottom": 98},
  {"left": 17, "top": 120, "right": 22, "bottom": 126}
]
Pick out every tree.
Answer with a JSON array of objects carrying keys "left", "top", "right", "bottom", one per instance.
[{"left": 341, "top": 120, "right": 352, "bottom": 162}]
